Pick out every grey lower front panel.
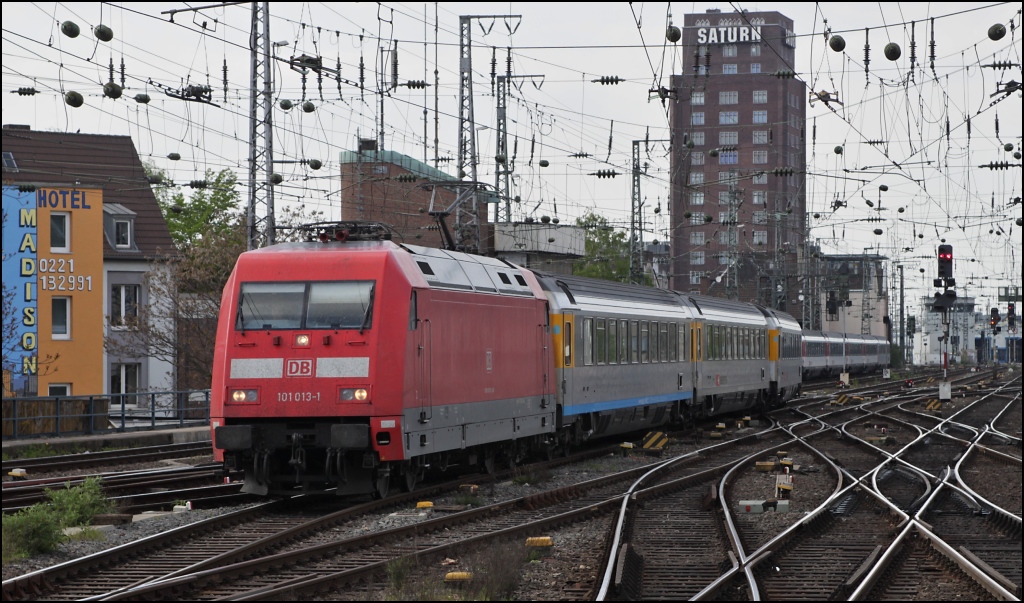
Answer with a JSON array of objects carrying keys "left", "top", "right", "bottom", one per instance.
[{"left": 403, "top": 396, "right": 554, "bottom": 456}]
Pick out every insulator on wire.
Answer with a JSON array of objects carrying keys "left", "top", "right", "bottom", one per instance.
[
  {"left": 13, "top": 87, "right": 38, "bottom": 96},
  {"left": 189, "top": 180, "right": 208, "bottom": 189},
  {"left": 404, "top": 80, "right": 428, "bottom": 89},
  {"left": 864, "top": 28, "right": 870, "bottom": 84},
  {"left": 591, "top": 169, "right": 619, "bottom": 179},
  {"left": 592, "top": 76, "right": 624, "bottom": 85},
  {"left": 909, "top": 21, "right": 917, "bottom": 74},
  {"left": 929, "top": 18, "right": 936, "bottom": 75},
  {"left": 223, "top": 58, "right": 229, "bottom": 102}
]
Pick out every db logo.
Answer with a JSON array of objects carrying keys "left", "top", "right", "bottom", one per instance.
[{"left": 286, "top": 359, "right": 313, "bottom": 377}]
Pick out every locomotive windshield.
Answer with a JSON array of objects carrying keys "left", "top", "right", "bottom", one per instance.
[{"left": 237, "top": 281, "right": 375, "bottom": 330}]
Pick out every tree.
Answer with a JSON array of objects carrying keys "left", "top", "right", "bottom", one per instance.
[
  {"left": 573, "top": 212, "right": 632, "bottom": 283},
  {"left": 146, "top": 164, "right": 242, "bottom": 250}
]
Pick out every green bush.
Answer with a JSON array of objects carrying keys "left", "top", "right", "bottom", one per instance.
[
  {"left": 47, "top": 477, "right": 113, "bottom": 527},
  {"left": 2, "top": 505, "right": 63, "bottom": 563}
]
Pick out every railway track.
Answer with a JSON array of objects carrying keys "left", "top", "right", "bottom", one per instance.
[
  {"left": 957, "top": 447, "right": 1023, "bottom": 517},
  {"left": 0, "top": 441, "right": 211, "bottom": 474},
  {"left": 91, "top": 430, "right": 793, "bottom": 601},
  {"left": 863, "top": 531, "right": 997, "bottom": 600}
]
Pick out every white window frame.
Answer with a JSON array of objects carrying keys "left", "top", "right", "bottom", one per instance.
[
  {"left": 753, "top": 173, "right": 768, "bottom": 185},
  {"left": 753, "top": 231, "right": 768, "bottom": 245},
  {"left": 719, "top": 131, "right": 738, "bottom": 146},
  {"left": 753, "top": 110, "right": 768, "bottom": 124},
  {"left": 691, "top": 112, "right": 705, "bottom": 125},
  {"left": 723, "top": 64, "right": 738, "bottom": 74},
  {"left": 750, "top": 63, "right": 761, "bottom": 74},
  {"left": 689, "top": 131, "right": 705, "bottom": 146},
  {"left": 751, "top": 44, "right": 761, "bottom": 57},
  {"left": 689, "top": 271, "right": 703, "bottom": 285},
  {"left": 719, "top": 91, "right": 738, "bottom": 105},
  {"left": 691, "top": 152, "right": 705, "bottom": 166},
  {"left": 691, "top": 91, "right": 705, "bottom": 105},
  {"left": 111, "top": 284, "right": 140, "bottom": 329},
  {"left": 690, "top": 231, "right": 705, "bottom": 245},
  {"left": 752, "top": 191, "right": 767, "bottom": 204},
  {"left": 723, "top": 44, "right": 738, "bottom": 57},
  {"left": 114, "top": 219, "right": 132, "bottom": 248},
  {"left": 110, "top": 363, "right": 141, "bottom": 406},
  {"left": 690, "top": 172, "right": 704, "bottom": 185},
  {"left": 692, "top": 251, "right": 705, "bottom": 265},
  {"left": 690, "top": 212, "right": 705, "bottom": 225},
  {"left": 50, "top": 212, "right": 70, "bottom": 253},
  {"left": 753, "top": 90, "right": 768, "bottom": 104},
  {"left": 753, "top": 131, "right": 769, "bottom": 145},
  {"left": 52, "top": 296, "right": 71, "bottom": 340},
  {"left": 48, "top": 384, "right": 71, "bottom": 397},
  {"left": 719, "top": 111, "right": 739, "bottom": 125},
  {"left": 753, "top": 211, "right": 768, "bottom": 225},
  {"left": 718, "top": 150, "right": 738, "bottom": 165},
  {"left": 753, "top": 150, "right": 769, "bottom": 164},
  {"left": 690, "top": 192, "right": 705, "bottom": 206}
]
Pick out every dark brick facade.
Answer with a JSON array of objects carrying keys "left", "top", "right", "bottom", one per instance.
[{"left": 669, "top": 9, "right": 806, "bottom": 309}]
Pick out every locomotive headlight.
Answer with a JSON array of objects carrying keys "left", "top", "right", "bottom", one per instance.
[
  {"left": 231, "top": 389, "right": 258, "bottom": 402},
  {"left": 295, "top": 334, "right": 310, "bottom": 347},
  {"left": 340, "top": 388, "right": 369, "bottom": 402}
]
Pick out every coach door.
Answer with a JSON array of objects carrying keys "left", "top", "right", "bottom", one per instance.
[
  {"left": 692, "top": 323, "right": 702, "bottom": 392},
  {"left": 560, "top": 314, "right": 574, "bottom": 405},
  {"left": 415, "top": 316, "right": 433, "bottom": 423}
]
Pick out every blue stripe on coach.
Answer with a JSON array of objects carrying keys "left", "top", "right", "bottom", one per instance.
[{"left": 563, "top": 390, "right": 694, "bottom": 416}]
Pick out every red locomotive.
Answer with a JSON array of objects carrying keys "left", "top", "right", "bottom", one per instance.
[{"left": 212, "top": 223, "right": 553, "bottom": 496}]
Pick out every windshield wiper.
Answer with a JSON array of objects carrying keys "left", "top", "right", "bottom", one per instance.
[{"left": 359, "top": 285, "right": 375, "bottom": 335}]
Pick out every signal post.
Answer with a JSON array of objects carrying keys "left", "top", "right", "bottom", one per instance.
[{"left": 932, "top": 245, "right": 956, "bottom": 401}]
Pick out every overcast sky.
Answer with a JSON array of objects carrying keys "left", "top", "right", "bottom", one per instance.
[{"left": 2, "top": 2, "right": 1021, "bottom": 312}]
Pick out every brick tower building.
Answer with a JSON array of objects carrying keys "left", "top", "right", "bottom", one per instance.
[{"left": 669, "top": 9, "right": 806, "bottom": 310}]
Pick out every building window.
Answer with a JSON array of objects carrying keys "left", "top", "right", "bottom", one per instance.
[
  {"left": 753, "top": 110, "right": 768, "bottom": 124},
  {"left": 750, "top": 63, "right": 761, "bottom": 74},
  {"left": 692, "top": 251, "right": 705, "bottom": 265},
  {"left": 753, "top": 211, "right": 768, "bottom": 224},
  {"left": 719, "top": 170, "right": 738, "bottom": 184},
  {"left": 753, "top": 231, "right": 768, "bottom": 245},
  {"left": 690, "top": 172, "right": 704, "bottom": 185},
  {"left": 691, "top": 152, "right": 705, "bottom": 166},
  {"left": 111, "top": 284, "right": 140, "bottom": 328},
  {"left": 52, "top": 297, "right": 70, "bottom": 339},
  {"left": 752, "top": 172, "right": 768, "bottom": 185},
  {"left": 692, "top": 112, "right": 705, "bottom": 125},
  {"left": 690, "top": 231, "right": 705, "bottom": 245},
  {"left": 718, "top": 252, "right": 730, "bottom": 265},
  {"left": 752, "top": 190, "right": 767, "bottom": 204},
  {"left": 718, "top": 191, "right": 735, "bottom": 205},
  {"left": 50, "top": 213, "right": 69, "bottom": 253},
  {"left": 719, "top": 91, "right": 738, "bottom": 105},
  {"left": 111, "top": 363, "right": 141, "bottom": 405},
  {"left": 114, "top": 220, "right": 131, "bottom": 248},
  {"left": 689, "top": 131, "right": 705, "bottom": 146},
  {"left": 723, "top": 44, "right": 738, "bottom": 57},
  {"left": 753, "top": 90, "right": 768, "bottom": 104},
  {"left": 690, "top": 271, "right": 702, "bottom": 285},
  {"left": 691, "top": 91, "right": 705, "bottom": 105},
  {"left": 2, "top": 151, "right": 18, "bottom": 172},
  {"left": 697, "top": 65, "right": 708, "bottom": 76},
  {"left": 719, "top": 150, "right": 738, "bottom": 164},
  {"left": 723, "top": 64, "right": 738, "bottom": 75},
  {"left": 719, "top": 231, "right": 738, "bottom": 245},
  {"left": 719, "top": 111, "right": 739, "bottom": 125},
  {"left": 48, "top": 384, "right": 70, "bottom": 396},
  {"left": 753, "top": 130, "right": 769, "bottom": 145},
  {"left": 690, "top": 212, "right": 705, "bottom": 225},
  {"left": 690, "top": 192, "right": 705, "bottom": 206},
  {"left": 751, "top": 44, "right": 761, "bottom": 57},
  {"left": 719, "top": 131, "right": 738, "bottom": 146},
  {"left": 753, "top": 150, "right": 769, "bottom": 164},
  {"left": 718, "top": 211, "right": 730, "bottom": 224}
]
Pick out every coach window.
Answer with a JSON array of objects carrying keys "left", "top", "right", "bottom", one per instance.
[
  {"left": 563, "top": 320, "right": 572, "bottom": 366},
  {"left": 607, "top": 319, "right": 618, "bottom": 364},
  {"left": 583, "top": 318, "right": 593, "bottom": 365},
  {"left": 650, "top": 322, "right": 659, "bottom": 362},
  {"left": 640, "top": 321, "right": 650, "bottom": 363},
  {"left": 619, "top": 320, "right": 628, "bottom": 364},
  {"left": 596, "top": 319, "right": 607, "bottom": 365},
  {"left": 660, "top": 323, "right": 669, "bottom": 362},
  {"left": 696, "top": 327, "right": 703, "bottom": 360},
  {"left": 630, "top": 321, "right": 639, "bottom": 363},
  {"left": 669, "top": 324, "right": 678, "bottom": 362}
]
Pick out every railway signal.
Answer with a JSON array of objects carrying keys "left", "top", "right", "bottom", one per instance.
[{"left": 1009, "top": 302, "right": 1016, "bottom": 330}]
